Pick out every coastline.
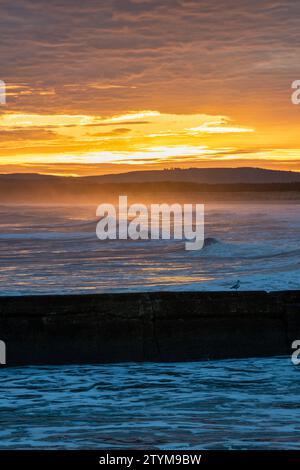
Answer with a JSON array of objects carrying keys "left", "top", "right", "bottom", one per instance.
[{"left": 1, "top": 290, "right": 299, "bottom": 366}]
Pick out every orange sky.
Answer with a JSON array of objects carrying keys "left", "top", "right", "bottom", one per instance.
[{"left": 0, "top": 0, "right": 300, "bottom": 176}]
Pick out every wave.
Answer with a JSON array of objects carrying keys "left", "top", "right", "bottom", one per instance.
[
  {"left": 193, "top": 238, "right": 300, "bottom": 261},
  {"left": 0, "top": 231, "right": 299, "bottom": 262},
  {"left": 0, "top": 232, "right": 95, "bottom": 241}
]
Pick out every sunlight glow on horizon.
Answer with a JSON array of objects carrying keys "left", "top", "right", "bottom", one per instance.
[{"left": 0, "top": 108, "right": 299, "bottom": 175}]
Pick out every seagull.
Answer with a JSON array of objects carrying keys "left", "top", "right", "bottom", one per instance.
[{"left": 230, "top": 280, "right": 240, "bottom": 290}]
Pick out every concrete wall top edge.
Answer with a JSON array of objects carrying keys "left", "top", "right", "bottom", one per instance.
[{"left": 0, "top": 290, "right": 299, "bottom": 319}]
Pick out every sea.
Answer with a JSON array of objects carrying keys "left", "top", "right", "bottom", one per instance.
[
  {"left": 0, "top": 202, "right": 299, "bottom": 449},
  {"left": 0, "top": 202, "right": 299, "bottom": 294}
]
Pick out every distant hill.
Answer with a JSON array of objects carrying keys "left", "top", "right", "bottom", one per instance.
[
  {"left": 80, "top": 167, "right": 300, "bottom": 184},
  {"left": 2, "top": 167, "right": 300, "bottom": 185},
  {"left": 1, "top": 167, "right": 300, "bottom": 203}
]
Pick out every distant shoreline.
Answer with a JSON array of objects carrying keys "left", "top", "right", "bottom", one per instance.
[
  {"left": 1, "top": 198, "right": 300, "bottom": 206},
  {"left": 1, "top": 186, "right": 300, "bottom": 204}
]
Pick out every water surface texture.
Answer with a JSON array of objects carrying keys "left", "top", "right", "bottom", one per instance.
[
  {"left": 0, "top": 203, "right": 299, "bottom": 294},
  {"left": 0, "top": 357, "right": 299, "bottom": 449},
  {"left": 1, "top": 203, "right": 300, "bottom": 450}
]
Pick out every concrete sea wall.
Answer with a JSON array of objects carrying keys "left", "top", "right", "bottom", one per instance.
[{"left": 0, "top": 290, "right": 299, "bottom": 366}]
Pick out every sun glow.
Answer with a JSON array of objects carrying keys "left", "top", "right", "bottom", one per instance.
[{"left": 0, "top": 106, "right": 299, "bottom": 174}]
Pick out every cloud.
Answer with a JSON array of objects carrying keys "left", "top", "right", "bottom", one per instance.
[
  {"left": 187, "top": 126, "right": 254, "bottom": 134},
  {"left": 0, "top": 128, "right": 58, "bottom": 141},
  {"left": 0, "top": 0, "right": 299, "bottom": 173},
  {"left": 89, "top": 128, "right": 131, "bottom": 137},
  {"left": 1, "top": 0, "right": 299, "bottom": 116}
]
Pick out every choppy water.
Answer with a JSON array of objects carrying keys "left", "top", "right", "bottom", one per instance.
[
  {"left": 0, "top": 357, "right": 300, "bottom": 450},
  {"left": 0, "top": 203, "right": 300, "bottom": 449},
  {"left": 0, "top": 203, "right": 299, "bottom": 294}
]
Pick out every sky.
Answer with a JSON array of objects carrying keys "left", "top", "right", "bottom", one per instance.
[{"left": 0, "top": 0, "right": 300, "bottom": 176}]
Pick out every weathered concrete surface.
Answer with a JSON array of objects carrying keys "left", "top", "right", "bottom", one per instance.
[{"left": 0, "top": 291, "right": 299, "bottom": 366}]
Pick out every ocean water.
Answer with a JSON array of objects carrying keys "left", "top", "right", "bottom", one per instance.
[
  {"left": 0, "top": 357, "right": 300, "bottom": 450},
  {"left": 0, "top": 203, "right": 300, "bottom": 449},
  {"left": 0, "top": 202, "right": 299, "bottom": 295}
]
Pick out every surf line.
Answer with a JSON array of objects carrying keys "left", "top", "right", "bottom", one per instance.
[{"left": 96, "top": 195, "right": 205, "bottom": 251}]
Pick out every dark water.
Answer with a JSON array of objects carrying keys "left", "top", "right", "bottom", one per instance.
[{"left": 1, "top": 357, "right": 300, "bottom": 449}]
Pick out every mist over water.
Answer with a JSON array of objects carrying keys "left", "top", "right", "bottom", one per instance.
[{"left": 0, "top": 203, "right": 299, "bottom": 294}]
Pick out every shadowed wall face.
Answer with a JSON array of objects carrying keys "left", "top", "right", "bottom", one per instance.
[{"left": 0, "top": 291, "right": 299, "bottom": 366}]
